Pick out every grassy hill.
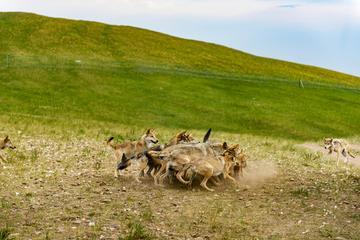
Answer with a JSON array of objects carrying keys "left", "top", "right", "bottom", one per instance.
[{"left": 0, "top": 12, "right": 359, "bottom": 140}]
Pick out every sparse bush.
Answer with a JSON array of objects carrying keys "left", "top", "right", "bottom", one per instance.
[
  {"left": 119, "top": 220, "right": 154, "bottom": 240},
  {"left": 302, "top": 152, "right": 320, "bottom": 162},
  {"left": 291, "top": 187, "right": 309, "bottom": 197},
  {"left": 30, "top": 149, "right": 40, "bottom": 162},
  {"left": 0, "top": 228, "right": 11, "bottom": 240},
  {"left": 141, "top": 207, "right": 154, "bottom": 222}
]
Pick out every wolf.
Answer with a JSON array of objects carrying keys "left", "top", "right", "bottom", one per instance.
[
  {"left": 176, "top": 144, "right": 241, "bottom": 191},
  {"left": 0, "top": 136, "right": 16, "bottom": 164},
  {"left": 324, "top": 138, "right": 355, "bottom": 165},
  {"left": 107, "top": 129, "right": 158, "bottom": 178}
]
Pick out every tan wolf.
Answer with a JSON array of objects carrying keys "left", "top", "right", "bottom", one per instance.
[
  {"left": 178, "top": 144, "right": 241, "bottom": 191},
  {"left": 0, "top": 136, "right": 16, "bottom": 164},
  {"left": 107, "top": 129, "right": 158, "bottom": 178}
]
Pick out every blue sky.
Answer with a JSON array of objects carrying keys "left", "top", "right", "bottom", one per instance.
[{"left": 1, "top": 0, "right": 359, "bottom": 76}]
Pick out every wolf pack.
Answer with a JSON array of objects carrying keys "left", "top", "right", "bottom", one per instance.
[
  {"left": 0, "top": 130, "right": 356, "bottom": 191},
  {"left": 107, "top": 129, "right": 246, "bottom": 191}
]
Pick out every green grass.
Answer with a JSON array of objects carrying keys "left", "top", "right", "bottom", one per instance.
[
  {"left": 0, "top": 65, "right": 359, "bottom": 140},
  {"left": 1, "top": 11, "right": 360, "bottom": 87},
  {"left": 0, "top": 12, "right": 359, "bottom": 140},
  {"left": 0, "top": 228, "right": 11, "bottom": 240},
  {"left": 119, "top": 220, "right": 154, "bottom": 240}
]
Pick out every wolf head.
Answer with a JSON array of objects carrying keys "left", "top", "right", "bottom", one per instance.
[
  {"left": 2, "top": 136, "right": 16, "bottom": 150},
  {"left": 142, "top": 129, "right": 159, "bottom": 148},
  {"left": 324, "top": 138, "right": 333, "bottom": 149}
]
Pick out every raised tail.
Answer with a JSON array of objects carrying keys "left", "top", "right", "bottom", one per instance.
[
  {"left": 342, "top": 149, "right": 356, "bottom": 159},
  {"left": 203, "top": 128, "right": 212, "bottom": 143},
  {"left": 348, "top": 150, "right": 356, "bottom": 158}
]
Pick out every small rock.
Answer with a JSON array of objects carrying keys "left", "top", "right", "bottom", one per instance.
[
  {"left": 122, "top": 187, "right": 127, "bottom": 192},
  {"left": 302, "top": 229, "right": 309, "bottom": 234},
  {"left": 89, "top": 221, "right": 95, "bottom": 227},
  {"left": 73, "top": 219, "right": 81, "bottom": 224}
]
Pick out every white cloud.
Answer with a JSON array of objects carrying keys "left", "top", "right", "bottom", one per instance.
[
  {"left": 269, "top": 1, "right": 360, "bottom": 29},
  {"left": 0, "top": 0, "right": 359, "bottom": 27}
]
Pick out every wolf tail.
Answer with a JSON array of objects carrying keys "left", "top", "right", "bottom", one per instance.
[
  {"left": 203, "top": 128, "right": 212, "bottom": 143},
  {"left": 348, "top": 151, "right": 356, "bottom": 158}
]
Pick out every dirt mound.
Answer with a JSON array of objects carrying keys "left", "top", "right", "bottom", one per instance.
[
  {"left": 297, "top": 143, "right": 360, "bottom": 168},
  {"left": 240, "top": 160, "right": 278, "bottom": 186}
]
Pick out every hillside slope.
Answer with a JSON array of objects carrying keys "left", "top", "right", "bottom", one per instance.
[
  {"left": 0, "top": 12, "right": 359, "bottom": 140},
  {"left": 0, "top": 12, "right": 359, "bottom": 86}
]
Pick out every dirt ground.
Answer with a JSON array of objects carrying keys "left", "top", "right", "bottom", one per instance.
[{"left": 1, "top": 132, "right": 359, "bottom": 240}]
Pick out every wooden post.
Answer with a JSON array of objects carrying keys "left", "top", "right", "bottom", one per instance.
[
  {"left": 299, "top": 80, "right": 304, "bottom": 88},
  {"left": 6, "top": 54, "right": 9, "bottom": 68}
]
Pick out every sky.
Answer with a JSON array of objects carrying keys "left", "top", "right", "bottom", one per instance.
[{"left": 1, "top": 0, "right": 360, "bottom": 76}]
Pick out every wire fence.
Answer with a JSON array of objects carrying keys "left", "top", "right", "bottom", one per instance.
[{"left": 1, "top": 53, "right": 359, "bottom": 92}]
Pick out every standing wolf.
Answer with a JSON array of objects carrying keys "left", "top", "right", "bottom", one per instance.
[
  {"left": 107, "top": 129, "right": 159, "bottom": 178},
  {"left": 0, "top": 136, "right": 16, "bottom": 164},
  {"left": 324, "top": 138, "right": 355, "bottom": 165}
]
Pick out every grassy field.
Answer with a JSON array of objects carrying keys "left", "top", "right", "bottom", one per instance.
[
  {"left": 0, "top": 12, "right": 359, "bottom": 240},
  {"left": 1, "top": 12, "right": 360, "bottom": 87},
  {"left": 0, "top": 64, "right": 360, "bottom": 140},
  {"left": 0, "top": 12, "right": 360, "bottom": 140}
]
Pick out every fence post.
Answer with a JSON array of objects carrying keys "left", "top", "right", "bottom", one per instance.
[
  {"left": 6, "top": 54, "right": 9, "bottom": 68},
  {"left": 299, "top": 80, "right": 304, "bottom": 88}
]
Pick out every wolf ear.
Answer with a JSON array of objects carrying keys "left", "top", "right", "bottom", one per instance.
[
  {"left": 146, "top": 129, "right": 151, "bottom": 134},
  {"left": 121, "top": 154, "right": 127, "bottom": 162},
  {"left": 203, "top": 128, "right": 212, "bottom": 143},
  {"left": 177, "top": 130, "right": 187, "bottom": 138},
  {"left": 222, "top": 142, "right": 228, "bottom": 150},
  {"left": 4, "top": 136, "right": 9, "bottom": 141},
  {"left": 231, "top": 144, "right": 240, "bottom": 150}
]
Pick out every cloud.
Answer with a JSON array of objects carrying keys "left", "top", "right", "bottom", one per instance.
[
  {"left": 0, "top": 0, "right": 359, "bottom": 28},
  {"left": 271, "top": 1, "right": 360, "bottom": 29},
  {"left": 278, "top": 4, "right": 299, "bottom": 9}
]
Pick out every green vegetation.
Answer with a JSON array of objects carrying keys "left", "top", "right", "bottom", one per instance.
[
  {"left": 119, "top": 220, "right": 154, "bottom": 240},
  {"left": 1, "top": 12, "right": 359, "bottom": 86},
  {"left": 0, "top": 12, "right": 359, "bottom": 140},
  {"left": 0, "top": 228, "right": 11, "bottom": 240}
]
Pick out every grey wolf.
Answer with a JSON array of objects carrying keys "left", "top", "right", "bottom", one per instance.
[{"left": 324, "top": 138, "right": 355, "bottom": 165}]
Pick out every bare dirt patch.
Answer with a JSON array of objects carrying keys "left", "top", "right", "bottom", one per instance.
[
  {"left": 1, "top": 133, "right": 359, "bottom": 239},
  {"left": 241, "top": 160, "right": 278, "bottom": 187}
]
